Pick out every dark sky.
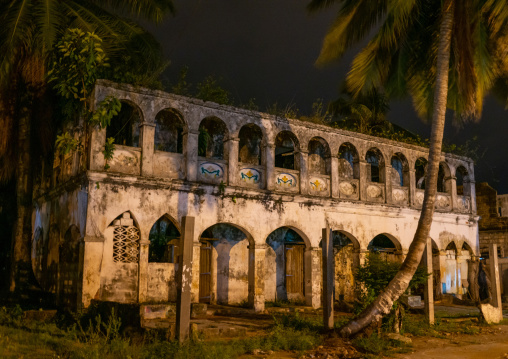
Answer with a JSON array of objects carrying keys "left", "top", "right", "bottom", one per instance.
[{"left": 145, "top": 0, "right": 508, "bottom": 194}]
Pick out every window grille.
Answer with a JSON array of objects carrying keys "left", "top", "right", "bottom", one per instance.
[{"left": 113, "top": 224, "right": 140, "bottom": 263}]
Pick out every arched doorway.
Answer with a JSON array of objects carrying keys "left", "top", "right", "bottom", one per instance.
[
  {"left": 367, "top": 234, "right": 401, "bottom": 263},
  {"left": 265, "top": 227, "right": 307, "bottom": 302},
  {"left": 332, "top": 231, "right": 360, "bottom": 303},
  {"left": 198, "top": 223, "right": 253, "bottom": 305}
]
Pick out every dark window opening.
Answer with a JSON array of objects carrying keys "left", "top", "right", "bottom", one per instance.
[
  {"left": 275, "top": 132, "right": 296, "bottom": 170},
  {"left": 149, "top": 217, "right": 181, "bottom": 263},
  {"left": 155, "top": 109, "right": 184, "bottom": 153},
  {"left": 238, "top": 124, "right": 262, "bottom": 165},
  {"left": 106, "top": 103, "right": 141, "bottom": 147},
  {"left": 198, "top": 117, "right": 227, "bottom": 159}
]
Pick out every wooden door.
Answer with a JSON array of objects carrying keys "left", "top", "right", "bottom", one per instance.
[
  {"left": 285, "top": 244, "right": 304, "bottom": 297},
  {"left": 199, "top": 241, "right": 212, "bottom": 303}
]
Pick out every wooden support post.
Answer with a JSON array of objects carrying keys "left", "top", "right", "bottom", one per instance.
[
  {"left": 176, "top": 216, "right": 195, "bottom": 342},
  {"left": 322, "top": 227, "right": 334, "bottom": 330},
  {"left": 489, "top": 243, "right": 502, "bottom": 316},
  {"left": 423, "top": 237, "right": 435, "bottom": 325}
]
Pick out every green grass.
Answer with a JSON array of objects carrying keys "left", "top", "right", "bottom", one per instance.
[{"left": 0, "top": 305, "right": 321, "bottom": 359}]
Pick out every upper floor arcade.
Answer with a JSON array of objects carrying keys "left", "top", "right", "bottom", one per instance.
[{"left": 53, "top": 80, "right": 477, "bottom": 215}]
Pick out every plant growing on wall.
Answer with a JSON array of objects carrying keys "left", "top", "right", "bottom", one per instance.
[{"left": 49, "top": 29, "right": 121, "bottom": 167}]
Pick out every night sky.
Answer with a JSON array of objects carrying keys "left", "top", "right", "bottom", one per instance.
[{"left": 145, "top": 0, "right": 508, "bottom": 194}]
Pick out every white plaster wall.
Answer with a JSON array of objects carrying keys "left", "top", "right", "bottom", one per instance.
[{"left": 81, "top": 173, "right": 479, "bottom": 306}]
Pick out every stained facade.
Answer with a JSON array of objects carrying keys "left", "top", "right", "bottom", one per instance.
[{"left": 31, "top": 80, "right": 480, "bottom": 311}]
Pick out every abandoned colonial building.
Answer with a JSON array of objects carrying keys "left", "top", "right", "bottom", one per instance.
[
  {"left": 476, "top": 182, "right": 508, "bottom": 299},
  {"left": 31, "top": 80, "right": 479, "bottom": 311}
]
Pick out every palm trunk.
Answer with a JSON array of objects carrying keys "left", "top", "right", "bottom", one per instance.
[
  {"left": 340, "top": 0, "right": 455, "bottom": 337},
  {"left": 9, "top": 94, "right": 34, "bottom": 294}
]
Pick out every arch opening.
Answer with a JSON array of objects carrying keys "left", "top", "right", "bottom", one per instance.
[
  {"left": 198, "top": 223, "right": 253, "bottom": 305},
  {"left": 265, "top": 227, "right": 307, "bottom": 303},
  {"left": 338, "top": 143, "right": 359, "bottom": 179},
  {"left": 308, "top": 137, "right": 331, "bottom": 175},
  {"left": 198, "top": 117, "right": 228, "bottom": 159},
  {"left": 238, "top": 124, "right": 263, "bottom": 165},
  {"left": 331, "top": 230, "right": 360, "bottom": 303},
  {"left": 415, "top": 157, "right": 427, "bottom": 189},
  {"left": 148, "top": 216, "right": 181, "bottom": 263},
  {"left": 106, "top": 101, "right": 141, "bottom": 147},
  {"left": 365, "top": 148, "right": 384, "bottom": 183},
  {"left": 456, "top": 166, "right": 470, "bottom": 196},
  {"left": 391, "top": 153, "right": 409, "bottom": 187},
  {"left": 275, "top": 131, "right": 298, "bottom": 170},
  {"left": 154, "top": 108, "right": 185, "bottom": 153}
]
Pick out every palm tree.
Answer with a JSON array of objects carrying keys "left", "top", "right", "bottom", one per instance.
[
  {"left": 0, "top": 0, "right": 175, "bottom": 293},
  {"left": 309, "top": 0, "right": 508, "bottom": 336},
  {"left": 329, "top": 88, "right": 391, "bottom": 134}
]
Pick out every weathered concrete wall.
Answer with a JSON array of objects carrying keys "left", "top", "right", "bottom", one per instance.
[
  {"left": 33, "top": 80, "right": 480, "bottom": 310},
  {"left": 334, "top": 245, "right": 355, "bottom": 302}
]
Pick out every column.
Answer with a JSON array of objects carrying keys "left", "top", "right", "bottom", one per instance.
[
  {"left": 299, "top": 150, "right": 309, "bottom": 195},
  {"left": 359, "top": 160, "right": 369, "bottom": 201},
  {"left": 226, "top": 137, "right": 239, "bottom": 186},
  {"left": 322, "top": 228, "right": 334, "bottom": 330},
  {"left": 140, "top": 122, "right": 155, "bottom": 177},
  {"left": 384, "top": 164, "right": 393, "bottom": 204},
  {"left": 423, "top": 237, "right": 435, "bottom": 325},
  {"left": 80, "top": 236, "right": 104, "bottom": 308},
  {"left": 249, "top": 243, "right": 267, "bottom": 312},
  {"left": 191, "top": 241, "right": 201, "bottom": 303},
  {"left": 184, "top": 130, "right": 199, "bottom": 182},
  {"left": 469, "top": 180, "right": 477, "bottom": 214},
  {"left": 137, "top": 237, "right": 150, "bottom": 302},
  {"left": 489, "top": 243, "right": 503, "bottom": 317},
  {"left": 265, "top": 143, "right": 276, "bottom": 191},
  {"left": 89, "top": 128, "right": 106, "bottom": 171},
  {"left": 176, "top": 216, "right": 195, "bottom": 342},
  {"left": 330, "top": 156, "right": 340, "bottom": 198},
  {"left": 408, "top": 168, "right": 416, "bottom": 207},
  {"left": 439, "top": 250, "right": 448, "bottom": 294},
  {"left": 305, "top": 247, "right": 322, "bottom": 308},
  {"left": 448, "top": 176, "right": 457, "bottom": 211}
]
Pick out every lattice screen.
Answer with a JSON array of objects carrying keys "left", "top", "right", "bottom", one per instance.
[{"left": 113, "top": 225, "right": 140, "bottom": 263}]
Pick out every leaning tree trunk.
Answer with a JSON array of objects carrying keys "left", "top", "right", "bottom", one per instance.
[
  {"left": 9, "top": 93, "right": 34, "bottom": 294},
  {"left": 340, "top": 0, "right": 455, "bottom": 337}
]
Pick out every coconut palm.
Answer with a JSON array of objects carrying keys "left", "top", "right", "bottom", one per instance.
[
  {"left": 309, "top": 0, "right": 508, "bottom": 335},
  {"left": 0, "top": 0, "right": 175, "bottom": 293}
]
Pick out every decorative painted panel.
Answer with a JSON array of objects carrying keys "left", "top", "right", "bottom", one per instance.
[
  {"left": 339, "top": 180, "right": 358, "bottom": 197},
  {"left": 435, "top": 194, "right": 451, "bottom": 209},
  {"left": 392, "top": 187, "right": 408, "bottom": 203},
  {"left": 239, "top": 168, "right": 261, "bottom": 185},
  {"left": 275, "top": 173, "right": 297, "bottom": 188},
  {"left": 456, "top": 196, "right": 471, "bottom": 212},
  {"left": 309, "top": 177, "right": 327, "bottom": 192},
  {"left": 199, "top": 162, "right": 224, "bottom": 179},
  {"left": 415, "top": 190, "right": 425, "bottom": 206},
  {"left": 366, "top": 184, "right": 383, "bottom": 199}
]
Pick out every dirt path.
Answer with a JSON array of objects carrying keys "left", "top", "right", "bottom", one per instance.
[{"left": 393, "top": 325, "right": 508, "bottom": 359}]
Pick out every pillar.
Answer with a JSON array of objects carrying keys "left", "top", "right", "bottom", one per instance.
[
  {"left": 226, "top": 137, "right": 239, "bottom": 186},
  {"left": 408, "top": 168, "right": 416, "bottom": 207},
  {"left": 322, "top": 228, "right": 334, "bottom": 330},
  {"left": 299, "top": 150, "right": 309, "bottom": 195},
  {"left": 330, "top": 156, "right": 340, "bottom": 198},
  {"left": 384, "top": 164, "right": 393, "bottom": 204},
  {"left": 305, "top": 247, "right": 321, "bottom": 308},
  {"left": 469, "top": 180, "right": 477, "bottom": 214},
  {"left": 176, "top": 216, "right": 195, "bottom": 342},
  {"left": 448, "top": 176, "right": 457, "bottom": 211},
  {"left": 359, "top": 160, "right": 369, "bottom": 201},
  {"left": 140, "top": 122, "right": 155, "bottom": 177},
  {"left": 249, "top": 243, "right": 267, "bottom": 312},
  {"left": 489, "top": 243, "right": 502, "bottom": 316},
  {"left": 191, "top": 241, "right": 201, "bottom": 303},
  {"left": 89, "top": 128, "right": 106, "bottom": 171},
  {"left": 439, "top": 250, "right": 448, "bottom": 294},
  {"left": 80, "top": 236, "right": 104, "bottom": 308},
  {"left": 137, "top": 237, "right": 150, "bottom": 303},
  {"left": 265, "top": 143, "right": 276, "bottom": 191},
  {"left": 423, "top": 237, "right": 435, "bottom": 325},
  {"left": 184, "top": 130, "right": 199, "bottom": 182}
]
